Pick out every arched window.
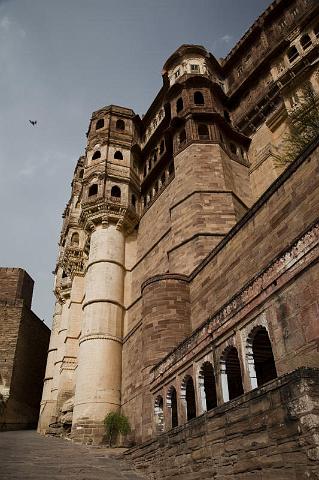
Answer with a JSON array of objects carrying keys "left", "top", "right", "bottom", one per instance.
[
  {"left": 300, "top": 34, "right": 312, "bottom": 50},
  {"left": 116, "top": 119, "right": 125, "bottom": 130},
  {"left": 92, "top": 150, "right": 101, "bottom": 160},
  {"left": 230, "top": 143, "right": 237, "bottom": 155},
  {"left": 62, "top": 270, "right": 67, "bottom": 278},
  {"left": 131, "top": 194, "right": 136, "bottom": 208},
  {"left": 167, "top": 386, "right": 178, "bottom": 428},
  {"left": 154, "top": 395, "right": 164, "bottom": 433},
  {"left": 176, "top": 97, "right": 184, "bottom": 113},
  {"left": 153, "top": 151, "right": 157, "bottom": 162},
  {"left": 79, "top": 169, "right": 84, "bottom": 179},
  {"left": 96, "top": 118, "right": 104, "bottom": 130},
  {"left": 181, "top": 375, "right": 196, "bottom": 421},
  {"left": 194, "top": 91, "right": 204, "bottom": 105},
  {"left": 179, "top": 129, "right": 186, "bottom": 146},
  {"left": 198, "top": 362, "right": 217, "bottom": 412},
  {"left": 220, "top": 346, "right": 244, "bottom": 402},
  {"left": 198, "top": 124, "right": 209, "bottom": 140},
  {"left": 224, "top": 110, "right": 231, "bottom": 123},
  {"left": 143, "top": 165, "right": 147, "bottom": 178},
  {"left": 88, "top": 184, "right": 98, "bottom": 197},
  {"left": 161, "top": 172, "right": 166, "bottom": 186},
  {"left": 160, "top": 140, "right": 165, "bottom": 154},
  {"left": 168, "top": 162, "right": 174, "bottom": 176},
  {"left": 114, "top": 150, "right": 123, "bottom": 160},
  {"left": 287, "top": 46, "right": 299, "bottom": 63},
  {"left": 247, "top": 326, "right": 277, "bottom": 389},
  {"left": 111, "top": 185, "right": 121, "bottom": 198},
  {"left": 70, "top": 232, "right": 79, "bottom": 246}
]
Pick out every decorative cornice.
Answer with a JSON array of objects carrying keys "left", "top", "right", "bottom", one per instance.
[
  {"left": 60, "top": 246, "right": 86, "bottom": 280},
  {"left": 79, "top": 198, "right": 139, "bottom": 234},
  {"left": 79, "top": 333, "right": 123, "bottom": 345}
]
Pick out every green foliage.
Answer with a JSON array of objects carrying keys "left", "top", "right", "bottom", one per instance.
[
  {"left": 104, "top": 411, "right": 131, "bottom": 447},
  {"left": 278, "top": 84, "right": 319, "bottom": 164}
]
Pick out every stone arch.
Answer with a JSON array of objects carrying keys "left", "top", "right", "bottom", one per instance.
[
  {"left": 111, "top": 185, "right": 121, "bottom": 198},
  {"left": 246, "top": 325, "right": 277, "bottom": 389},
  {"left": 114, "top": 150, "right": 123, "bottom": 160},
  {"left": 96, "top": 118, "right": 104, "bottom": 130},
  {"left": 176, "top": 97, "right": 184, "bottom": 113},
  {"left": 88, "top": 183, "right": 98, "bottom": 197},
  {"left": 92, "top": 150, "right": 101, "bottom": 160},
  {"left": 166, "top": 386, "right": 178, "bottom": 428},
  {"left": 70, "top": 232, "right": 79, "bottom": 246},
  {"left": 194, "top": 91, "right": 204, "bottom": 105},
  {"left": 116, "top": 119, "right": 125, "bottom": 130},
  {"left": 198, "top": 124, "right": 209, "bottom": 140},
  {"left": 181, "top": 375, "right": 196, "bottom": 421},
  {"left": 220, "top": 346, "right": 244, "bottom": 402},
  {"left": 154, "top": 395, "right": 164, "bottom": 433},
  {"left": 198, "top": 361, "right": 217, "bottom": 412}
]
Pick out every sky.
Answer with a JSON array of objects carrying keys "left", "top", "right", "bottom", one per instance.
[{"left": 0, "top": 0, "right": 271, "bottom": 327}]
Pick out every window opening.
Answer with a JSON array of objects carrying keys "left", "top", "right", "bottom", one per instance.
[
  {"left": 116, "top": 119, "right": 125, "bottom": 130},
  {"left": 88, "top": 184, "right": 98, "bottom": 197},
  {"left": 114, "top": 151, "right": 123, "bottom": 160},
  {"left": 176, "top": 97, "right": 184, "bottom": 113},
  {"left": 71, "top": 232, "right": 79, "bottom": 246},
  {"left": 300, "top": 34, "right": 312, "bottom": 50},
  {"left": 198, "top": 124, "right": 209, "bottom": 140},
  {"left": 111, "top": 185, "right": 121, "bottom": 198},
  {"left": 221, "top": 346, "right": 244, "bottom": 402},
  {"left": 194, "top": 91, "right": 204, "bottom": 105},
  {"left": 92, "top": 150, "right": 101, "bottom": 160},
  {"left": 181, "top": 375, "right": 196, "bottom": 421},
  {"left": 96, "top": 118, "right": 104, "bottom": 130},
  {"left": 247, "top": 327, "right": 277, "bottom": 388},
  {"left": 154, "top": 396, "right": 164, "bottom": 433},
  {"left": 167, "top": 386, "right": 178, "bottom": 428},
  {"left": 287, "top": 46, "right": 299, "bottom": 63},
  {"left": 198, "top": 362, "right": 217, "bottom": 412}
]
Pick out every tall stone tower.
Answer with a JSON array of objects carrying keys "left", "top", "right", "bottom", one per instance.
[{"left": 71, "top": 106, "right": 139, "bottom": 438}]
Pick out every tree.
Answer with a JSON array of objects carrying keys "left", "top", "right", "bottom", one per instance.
[
  {"left": 279, "top": 84, "right": 319, "bottom": 164},
  {"left": 104, "top": 411, "right": 131, "bottom": 447}
]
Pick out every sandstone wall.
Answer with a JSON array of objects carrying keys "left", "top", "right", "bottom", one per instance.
[
  {"left": 125, "top": 368, "right": 319, "bottom": 480},
  {"left": 0, "top": 268, "right": 50, "bottom": 430}
]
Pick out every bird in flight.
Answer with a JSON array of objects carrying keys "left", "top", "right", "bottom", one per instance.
[{"left": 29, "top": 120, "right": 37, "bottom": 126}]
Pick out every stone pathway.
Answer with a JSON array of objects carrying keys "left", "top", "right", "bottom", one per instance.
[{"left": 0, "top": 430, "right": 145, "bottom": 479}]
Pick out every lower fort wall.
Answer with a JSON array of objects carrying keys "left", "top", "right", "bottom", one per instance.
[{"left": 125, "top": 368, "right": 319, "bottom": 480}]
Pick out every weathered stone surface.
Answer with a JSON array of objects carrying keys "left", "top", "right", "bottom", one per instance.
[
  {"left": 0, "top": 430, "right": 144, "bottom": 479},
  {"left": 125, "top": 368, "right": 319, "bottom": 480}
]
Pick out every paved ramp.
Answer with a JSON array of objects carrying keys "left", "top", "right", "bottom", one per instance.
[{"left": 0, "top": 430, "right": 144, "bottom": 479}]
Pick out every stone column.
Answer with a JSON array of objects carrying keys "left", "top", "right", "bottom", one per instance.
[
  {"left": 72, "top": 222, "right": 125, "bottom": 444},
  {"left": 55, "top": 298, "right": 70, "bottom": 412},
  {"left": 37, "top": 300, "right": 62, "bottom": 433}
]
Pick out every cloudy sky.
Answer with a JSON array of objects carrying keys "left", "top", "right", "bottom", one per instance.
[{"left": 0, "top": 0, "right": 271, "bottom": 326}]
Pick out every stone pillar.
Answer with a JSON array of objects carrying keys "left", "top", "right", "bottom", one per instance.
[
  {"left": 57, "top": 275, "right": 84, "bottom": 417},
  {"left": 38, "top": 300, "right": 62, "bottom": 433},
  {"left": 72, "top": 223, "right": 125, "bottom": 444},
  {"left": 55, "top": 298, "right": 70, "bottom": 412}
]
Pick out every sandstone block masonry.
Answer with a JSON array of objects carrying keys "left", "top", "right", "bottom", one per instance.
[
  {"left": 125, "top": 368, "right": 319, "bottom": 480},
  {"left": 0, "top": 268, "right": 50, "bottom": 430},
  {"left": 38, "top": 2, "right": 319, "bottom": 474}
]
